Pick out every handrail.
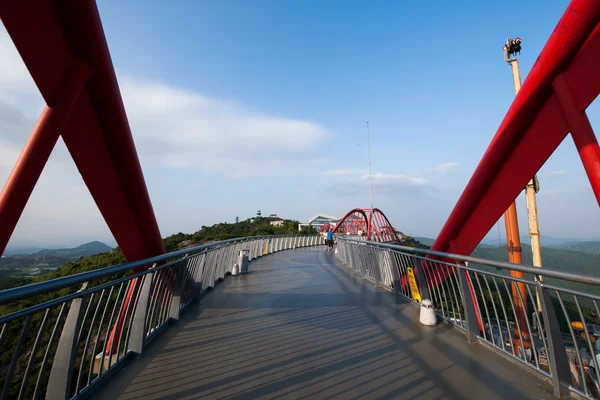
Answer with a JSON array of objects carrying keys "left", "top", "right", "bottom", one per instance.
[
  {"left": 0, "top": 234, "right": 322, "bottom": 399},
  {"left": 338, "top": 237, "right": 600, "bottom": 286},
  {"left": 335, "top": 237, "right": 600, "bottom": 398},
  {"left": 0, "top": 234, "right": 309, "bottom": 306}
]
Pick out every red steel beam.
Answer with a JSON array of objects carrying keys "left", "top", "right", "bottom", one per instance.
[
  {"left": 0, "top": 1, "right": 165, "bottom": 260},
  {"left": 554, "top": 74, "right": 600, "bottom": 205},
  {"left": 433, "top": 0, "right": 600, "bottom": 256},
  {"left": 0, "top": 61, "right": 89, "bottom": 256}
]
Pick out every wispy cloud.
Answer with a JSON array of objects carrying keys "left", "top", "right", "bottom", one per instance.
[
  {"left": 319, "top": 168, "right": 427, "bottom": 186},
  {"left": 426, "top": 162, "right": 458, "bottom": 174},
  {"left": 546, "top": 170, "right": 567, "bottom": 177},
  {"left": 120, "top": 78, "right": 331, "bottom": 178}
]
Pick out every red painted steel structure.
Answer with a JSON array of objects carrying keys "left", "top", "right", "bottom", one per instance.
[
  {"left": 433, "top": 0, "right": 600, "bottom": 257},
  {"left": 0, "top": 2, "right": 165, "bottom": 261},
  {"left": 334, "top": 208, "right": 402, "bottom": 243},
  {"left": 1, "top": 0, "right": 599, "bottom": 358},
  {"left": 0, "top": 1, "right": 166, "bottom": 352}
]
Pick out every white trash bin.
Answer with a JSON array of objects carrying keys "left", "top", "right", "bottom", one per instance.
[{"left": 419, "top": 299, "right": 437, "bottom": 326}]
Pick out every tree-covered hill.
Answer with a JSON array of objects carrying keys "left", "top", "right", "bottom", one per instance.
[{"left": 0, "top": 216, "right": 314, "bottom": 290}]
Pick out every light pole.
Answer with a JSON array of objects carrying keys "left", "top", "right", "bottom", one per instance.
[{"left": 366, "top": 121, "right": 374, "bottom": 212}]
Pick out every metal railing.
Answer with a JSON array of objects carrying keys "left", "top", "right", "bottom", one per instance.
[
  {"left": 335, "top": 237, "right": 600, "bottom": 399},
  {"left": 0, "top": 234, "right": 321, "bottom": 399}
]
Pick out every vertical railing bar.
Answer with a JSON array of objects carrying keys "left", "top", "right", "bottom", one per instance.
[
  {"left": 76, "top": 292, "right": 95, "bottom": 346},
  {"left": 19, "top": 310, "right": 48, "bottom": 399},
  {"left": 431, "top": 262, "right": 451, "bottom": 319},
  {"left": 146, "top": 271, "right": 164, "bottom": 332},
  {"left": 98, "top": 282, "right": 124, "bottom": 377},
  {"left": 492, "top": 276, "right": 514, "bottom": 349},
  {"left": 574, "top": 296, "right": 600, "bottom": 387},
  {"left": 526, "top": 285, "right": 548, "bottom": 352},
  {"left": 124, "top": 275, "right": 146, "bottom": 356},
  {"left": 514, "top": 280, "right": 539, "bottom": 368},
  {"left": 452, "top": 267, "right": 467, "bottom": 327},
  {"left": 154, "top": 268, "right": 172, "bottom": 329},
  {"left": 87, "top": 285, "right": 114, "bottom": 385},
  {"left": 556, "top": 291, "right": 588, "bottom": 395},
  {"left": 115, "top": 275, "right": 136, "bottom": 365},
  {"left": 0, "top": 322, "right": 10, "bottom": 353},
  {"left": 501, "top": 279, "right": 527, "bottom": 360},
  {"left": 33, "top": 303, "right": 66, "bottom": 400},
  {"left": 107, "top": 280, "right": 132, "bottom": 370},
  {"left": 473, "top": 272, "right": 492, "bottom": 344},
  {"left": 464, "top": 269, "right": 485, "bottom": 341},
  {"left": 422, "top": 260, "right": 443, "bottom": 317},
  {"left": 484, "top": 276, "right": 506, "bottom": 351},
  {"left": 446, "top": 265, "right": 463, "bottom": 325},
  {"left": 75, "top": 289, "right": 105, "bottom": 394},
  {"left": 2, "top": 315, "right": 32, "bottom": 400}
]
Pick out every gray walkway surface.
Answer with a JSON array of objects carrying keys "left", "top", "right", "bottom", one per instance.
[{"left": 95, "top": 248, "right": 553, "bottom": 400}]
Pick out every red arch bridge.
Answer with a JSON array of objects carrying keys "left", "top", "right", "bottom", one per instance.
[{"left": 1, "top": 1, "right": 600, "bottom": 399}]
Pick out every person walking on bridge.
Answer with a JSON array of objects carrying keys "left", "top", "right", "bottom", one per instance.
[{"left": 326, "top": 229, "right": 335, "bottom": 250}]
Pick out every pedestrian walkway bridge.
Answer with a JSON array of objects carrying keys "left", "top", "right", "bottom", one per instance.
[
  {"left": 95, "top": 247, "right": 551, "bottom": 400},
  {"left": 1, "top": 0, "right": 600, "bottom": 399},
  {"left": 4, "top": 235, "right": 600, "bottom": 399}
]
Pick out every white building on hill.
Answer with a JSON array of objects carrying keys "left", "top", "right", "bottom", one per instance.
[{"left": 298, "top": 214, "right": 339, "bottom": 232}]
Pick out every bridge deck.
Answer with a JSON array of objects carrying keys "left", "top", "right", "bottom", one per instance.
[{"left": 97, "top": 248, "right": 553, "bottom": 400}]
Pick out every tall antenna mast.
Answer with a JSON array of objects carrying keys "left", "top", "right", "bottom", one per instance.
[{"left": 366, "top": 120, "right": 374, "bottom": 211}]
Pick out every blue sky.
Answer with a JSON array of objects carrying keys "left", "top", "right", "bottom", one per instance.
[{"left": 1, "top": 0, "right": 599, "bottom": 248}]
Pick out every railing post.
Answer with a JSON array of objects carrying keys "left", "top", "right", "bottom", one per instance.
[
  {"left": 413, "top": 258, "right": 431, "bottom": 300},
  {"left": 47, "top": 284, "right": 88, "bottom": 399},
  {"left": 192, "top": 254, "right": 206, "bottom": 296},
  {"left": 129, "top": 265, "right": 156, "bottom": 355},
  {"left": 536, "top": 284, "right": 571, "bottom": 397},
  {"left": 457, "top": 269, "right": 478, "bottom": 344},
  {"left": 169, "top": 258, "right": 187, "bottom": 321}
]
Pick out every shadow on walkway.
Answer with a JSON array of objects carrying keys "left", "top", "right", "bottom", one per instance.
[{"left": 94, "top": 248, "right": 553, "bottom": 400}]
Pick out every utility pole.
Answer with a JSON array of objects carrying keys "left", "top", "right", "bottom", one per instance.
[
  {"left": 505, "top": 37, "right": 544, "bottom": 314},
  {"left": 503, "top": 37, "right": 532, "bottom": 355}
]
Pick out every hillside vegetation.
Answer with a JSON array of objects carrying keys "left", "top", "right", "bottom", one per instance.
[
  {"left": 0, "top": 241, "right": 113, "bottom": 279},
  {"left": 0, "top": 217, "right": 313, "bottom": 291}
]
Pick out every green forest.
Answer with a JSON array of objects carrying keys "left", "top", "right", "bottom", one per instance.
[{"left": 0, "top": 216, "right": 314, "bottom": 291}]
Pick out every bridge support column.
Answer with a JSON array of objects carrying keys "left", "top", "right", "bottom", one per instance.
[
  {"left": 536, "top": 284, "right": 571, "bottom": 397},
  {"left": 47, "top": 284, "right": 88, "bottom": 399}
]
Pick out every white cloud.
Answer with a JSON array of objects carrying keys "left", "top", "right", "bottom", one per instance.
[
  {"left": 362, "top": 172, "right": 427, "bottom": 186},
  {"left": 120, "top": 78, "right": 331, "bottom": 178},
  {"left": 0, "top": 24, "right": 335, "bottom": 246},
  {"left": 546, "top": 170, "right": 567, "bottom": 177},
  {"left": 319, "top": 168, "right": 428, "bottom": 186},
  {"left": 426, "top": 162, "right": 458, "bottom": 174}
]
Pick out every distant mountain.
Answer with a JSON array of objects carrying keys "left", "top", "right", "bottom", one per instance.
[
  {"left": 33, "top": 241, "right": 112, "bottom": 258},
  {"left": 413, "top": 237, "right": 435, "bottom": 246},
  {"left": 3, "top": 246, "right": 44, "bottom": 256},
  {"left": 472, "top": 243, "right": 600, "bottom": 276},
  {"left": 558, "top": 241, "right": 600, "bottom": 255},
  {"left": 0, "top": 241, "right": 113, "bottom": 278}
]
